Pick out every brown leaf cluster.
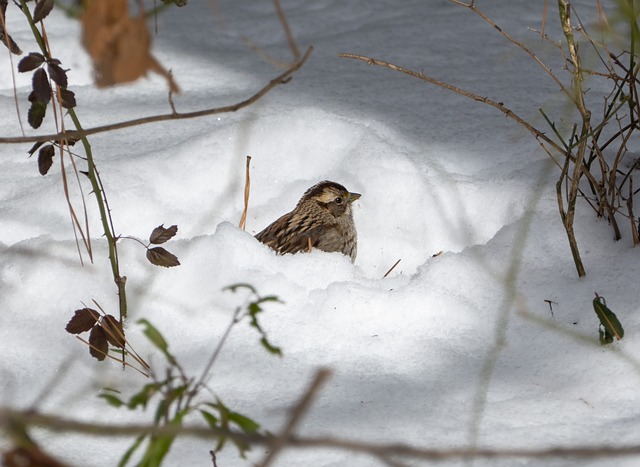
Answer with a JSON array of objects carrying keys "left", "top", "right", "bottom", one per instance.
[
  {"left": 81, "top": 0, "right": 179, "bottom": 92},
  {"left": 65, "top": 308, "right": 125, "bottom": 361}
]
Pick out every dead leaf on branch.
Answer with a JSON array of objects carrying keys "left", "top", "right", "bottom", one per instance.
[
  {"left": 0, "top": 0, "right": 22, "bottom": 55},
  {"left": 81, "top": 0, "right": 179, "bottom": 92},
  {"left": 149, "top": 224, "right": 178, "bottom": 244},
  {"left": 146, "top": 247, "right": 180, "bottom": 267},
  {"left": 37, "top": 144, "right": 54, "bottom": 175},
  {"left": 65, "top": 307, "right": 100, "bottom": 334},
  {"left": 89, "top": 325, "right": 109, "bottom": 361}
]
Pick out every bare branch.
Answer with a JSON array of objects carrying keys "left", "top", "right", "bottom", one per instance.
[
  {"left": 447, "top": 0, "right": 571, "bottom": 100},
  {"left": 274, "top": 0, "right": 300, "bottom": 61},
  {"left": 3, "top": 406, "right": 640, "bottom": 461},
  {"left": 0, "top": 46, "right": 314, "bottom": 144},
  {"left": 337, "top": 53, "right": 564, "bottom": 155}
]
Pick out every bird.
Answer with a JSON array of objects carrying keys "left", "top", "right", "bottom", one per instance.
[{"left": 255, "top": 180, "right": 361, "bottom": 262}]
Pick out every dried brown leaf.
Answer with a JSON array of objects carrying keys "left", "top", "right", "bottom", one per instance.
[
  {"left": 3, "top": 446, "right": 69, "bottom": 467},
  {"left": 37, "top": 144, "right": 54, "bottom": 175},
  {"left": 32, "top": 67, "right": 51, "bottom": 103},
  {"left": 18, "top": 52, "right": 45, "bottom": 72},
  {"left": 33, "top": 0, "right": 54, "bottom": 23},
  {"left": 59, "top": 87, "right": 76, "bottom": 108},
  {"left": 47, "top": 62, "right": 68, "bottom": 88},
  {"left": 28, "top": 140, "right": 45, "bottom": 156},
  {"left": 89, "top": 325, "right": 108, "bottom": 361},
  {"left": 101, "top": 314, "right": 125, "bottom": 348},
  {"left": 0, "top": 1, "right": 22, "bottom": 54},
  {"left": 65, "top": 307, "right": 100, "bottom": 334},
  {"left": 146, "top": 247, "right": 180, "bottom": 267},
  {"left": 81, "top": 0, "right": 179, "bottom": 92},
  {"left": 149, "top": 224, "right": 178, "bottom": 244}
]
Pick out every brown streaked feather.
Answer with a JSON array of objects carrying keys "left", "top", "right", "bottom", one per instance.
[{"left": 255, "top": 181, "right": 360, "bottom": 262}]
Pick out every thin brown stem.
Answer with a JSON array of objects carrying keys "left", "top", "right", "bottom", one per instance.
[{"left": 0, "top": 46, "right": 314, "bottom": 145}]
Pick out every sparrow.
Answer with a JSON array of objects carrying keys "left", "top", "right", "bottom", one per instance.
[{"left": 255, "top": 181, "right": 361, "bottom": 262}]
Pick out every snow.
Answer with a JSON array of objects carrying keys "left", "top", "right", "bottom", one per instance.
[{"left": 1, "top": 1, "right": 640, "bottom": 466}]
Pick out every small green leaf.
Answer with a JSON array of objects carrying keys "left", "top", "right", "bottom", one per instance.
[
  {"left": 137, "top": 319, "right": 176, "bottom": 365},
  {"left": 228, "top": 411, "right": 260, "bottom": 434},
  {"left": 27, "top": 97, "right": 47, "bottom": 129},
  {"left": 118, "top": 433, "right": 147, "bottom": 467},
  {"left": 593, "top": 294, "right": 624, "bottom": 344},
  {"left": 260, "top": 337, "right": 282, "bottom": 356},
  {"left": 223, "top": 283, "right": 257, "bottom": 294},
  {"left": 127, "top": 382, "right": 163, "bottom": 410},
  {"left": 99, "top": 393, "right": 125, "bottom": 408},
  {"left": 200, "top": 410, "right": 219, "bottom": 429}
]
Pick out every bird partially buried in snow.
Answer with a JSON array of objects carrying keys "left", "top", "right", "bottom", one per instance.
[{"left": 255, "top": 181, "right": 361, "bottom": 262}]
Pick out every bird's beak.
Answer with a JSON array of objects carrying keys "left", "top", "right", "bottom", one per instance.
[{"left": 348, "top": 192, "right": 361, "bottom": 203}]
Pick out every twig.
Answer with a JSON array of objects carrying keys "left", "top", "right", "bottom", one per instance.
[
  {"left": 337, "top": 53, "right": 565, "bottom": 156},
  {"left": 0, "top": 46, "right": 314, "bottom": 144},
  {"left": 258, "top": 369, "right": 331, "bottom": 467},
  {"left": 239, "top": 155, "right": 251, "bottom": 230},
  {"left": 383, "top": 259, "right": 401, "bottom": 278},
  {"left": 4, "top": 407, "right": 640, "bottom": 461},
  {"left": 273, "top": 0, "right": 300, "bottom": 61},
  {"left": 447, "top": 0, "right": 571, "bottom": 100}
]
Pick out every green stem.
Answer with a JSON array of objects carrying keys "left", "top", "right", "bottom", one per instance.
[{"left": 19, "top": 0, "right": 128, "bottom": 318}]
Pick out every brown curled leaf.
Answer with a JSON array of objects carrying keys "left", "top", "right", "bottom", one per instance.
[
  {"left": 32, "top": 67, "right": 51, "bottom": 103},
  {"left": 89, "top": 325, "right": 108, "bottom": 361},
  {"left": 18, "top": 52, "right": 45, "bottom": 72},
  {"left": 65, "top": 307, "right": 100, "bottom": 334},
  {"left": 37, "top": 144, "right": 54, "bottom": 175},
  {"left": 47, "top": 61, "right": 68, "bottom": 88},
  {"left": 101, "top": 314, "right": 125, "bottom": 348},
  {"left": 33, "top": 0, "right": 54, "bottom": 23},
  {"left": 146, "top": 247, "right": 180, "bottom": 267},
  {"left": 59, "top": 87, "right": 76, "bottom": 108},
  {"left": 149, "top": 224, "right": 178, "bottom": 245}
]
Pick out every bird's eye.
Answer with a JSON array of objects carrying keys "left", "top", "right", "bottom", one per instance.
[{"left": 334, "top": 197, "right": 343, "bottom": 204}]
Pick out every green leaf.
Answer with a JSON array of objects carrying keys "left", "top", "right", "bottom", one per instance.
[
  {"left": 200, "top": 410, "right": 219, "bottom": 429},
  {"left": 593, "top": 294, "right": 624, "bottom": 344},
  {"left": 260, "top": 337, "right": 282, "bottom": 356},
  {"left": 224, "top": 283, "right": 257, "bottom": 294},
  {"left": 119, "top": 433, "right": 147, "bottom": 467},
  {"left": 138, "top": 410, "right": 187, "bottom": 467},
  {"left": 137, "top": 319, "right": 177, "bottom": 365},
  {"left": 127, "top": 382, "right": 163, "bottom": 410},
  {"left": 27, "top": 97, "right": 47, "bottom": 129},
  {"left": 228, "top": 411, "right": 260, "bottom": 434},
  {"left": 99, "top": 393, "right": 125, "bottom": 408}
]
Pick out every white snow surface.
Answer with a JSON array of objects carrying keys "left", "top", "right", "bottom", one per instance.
[{"left": 2, "top": 1, "right": 640, "bottom": 466}]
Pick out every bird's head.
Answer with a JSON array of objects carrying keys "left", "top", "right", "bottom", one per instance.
[{"left": 300, "top": 180, "right": 361, "bottom": 218}]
